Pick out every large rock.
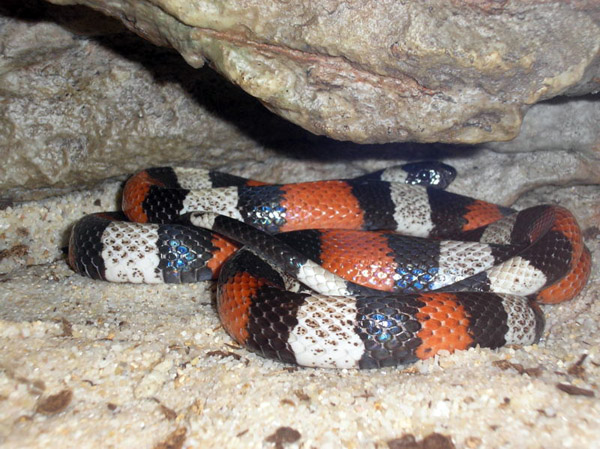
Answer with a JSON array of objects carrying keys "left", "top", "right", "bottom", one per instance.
[
  {"left": 42, "top": 0, "right": 600, "bottom": 144},
  {"left": 0, "top": 2, "right": 296, "bottom": 193},
  {"left": 1, "top": 2, "right": 599, "bottom": 193}
]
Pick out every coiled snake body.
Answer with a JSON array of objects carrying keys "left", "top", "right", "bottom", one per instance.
[{"left": 69, "top": 163, "right": 591, "bottom": 369}]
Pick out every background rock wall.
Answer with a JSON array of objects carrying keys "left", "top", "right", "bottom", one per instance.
[
  {"left": 42, "top": 0, "right": 600, "bottom": 144},
  {"left": 1, "top": 0, "right": 599, "bottom": 196}
]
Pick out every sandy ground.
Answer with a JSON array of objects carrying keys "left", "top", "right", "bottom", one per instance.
[{"left": 0, "top": 164, "right": 599, "bottom": 449}]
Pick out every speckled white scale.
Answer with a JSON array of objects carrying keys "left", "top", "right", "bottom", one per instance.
[
  {"left": 487, "top": 256, "right": 547, "bottom": 295},
  {"left": 480, "top": 214, "right": 518, "bottom": 245},
  {"left": 379, "top": 167, "right": 410, "bottom": 184},
  {"left": 289, "top": 294, "right": 364, "bottom": 368},
  {"left": 172, "top": 167, "right": 212, "bottom": 190},
  {"left": 499, "top": 294, "right": 539, "bottom": 345},
  {"left": 430, "top": 240, "right": 496, "bottom": 289},
  {"left": 181, "top": 187, "right": 243, "bottom": 219},
  {"left": 188, "top": 212, "right": 216, "bottom": 230},
  {"left": 388, "top": 183, "right": 434, "bottom": 237},
  {"left": 296, "top": 260, "right": 352, "bottom": 297},
  {"left": 101, "top": 222, "right": 163, "bottom": 283}
]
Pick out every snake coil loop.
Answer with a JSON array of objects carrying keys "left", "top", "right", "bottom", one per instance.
[{"left": 69, "top": 163, "right": 591, "bottom": 368}]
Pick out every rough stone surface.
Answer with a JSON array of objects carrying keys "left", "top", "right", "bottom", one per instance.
[
  {"left": 0, "top": 1, "right": 301, "bottom": 193},
  {"left": 39, "top": 0, "right": 600, "bottom": 144},
  {"left": 1, "top": 2, "right": 600, "bottom": 193}
]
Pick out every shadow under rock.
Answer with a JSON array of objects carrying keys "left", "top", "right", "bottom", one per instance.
[{"left": 1, "top": 0, "right": 484, "bottom": 163}]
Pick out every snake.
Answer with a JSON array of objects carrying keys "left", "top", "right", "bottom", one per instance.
[{"left": 68, "top": 162, "right": 591, "bottom": 369}]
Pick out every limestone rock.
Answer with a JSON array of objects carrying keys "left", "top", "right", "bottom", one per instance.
[
  {"left": 0, "top": 2, "right": 297, "bottom": 193},
  {"left": 0, "top": 2, "right": 599, "bottom": 193},
  {"left": 43, "top": 0, "right": 600, "bottom": 144}
]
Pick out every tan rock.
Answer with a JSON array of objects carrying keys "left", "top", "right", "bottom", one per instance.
[
  {"left": 1, "top": 2, "right": 599, "bottom": 192},
  {"left": 45, "top": 0, "right": 600, "bottom": 143}
]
